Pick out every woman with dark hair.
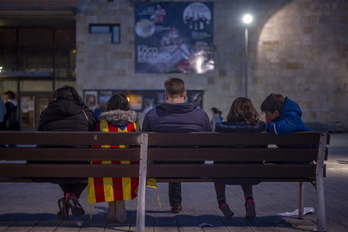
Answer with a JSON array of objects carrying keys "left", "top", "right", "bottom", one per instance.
[
  {"left": 38, "top": 85, "right": 97, "bottom": 220},
  {"left": 213, "top": 97, "right": 267, "bottom": 221},
  {"left": 88, "top": 93, "right": 139, "bottom": 223}
]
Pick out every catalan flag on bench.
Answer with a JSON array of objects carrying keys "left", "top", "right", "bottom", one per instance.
[{"left": 87, "top": 120, "right": 140, "bottom": 203}]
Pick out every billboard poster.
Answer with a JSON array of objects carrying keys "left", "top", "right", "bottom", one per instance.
[{"left": 135, "top": 2, "right": 214, "bottom": 74}]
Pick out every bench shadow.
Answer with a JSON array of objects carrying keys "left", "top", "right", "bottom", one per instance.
[{"left": 0, "top": 211, "right": 304, "bottom": 230}]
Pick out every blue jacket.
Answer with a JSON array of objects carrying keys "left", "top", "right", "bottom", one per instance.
[
  {"left": 142, "top": 102, "right": 211, "bottom": 132},
  {"left": 0, "top": 97, "right": 6, "bottom": 123},
  {"left": 267, "top": 97, "right": 311, "bottom": 135}
]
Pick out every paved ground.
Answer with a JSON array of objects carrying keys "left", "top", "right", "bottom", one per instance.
[{"left": 0, "top": 133, "right": 347, "bottom": 232}]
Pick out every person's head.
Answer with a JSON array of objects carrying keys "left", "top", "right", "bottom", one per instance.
[
  {"left": 53, "top": 85, "right": 84, "bottom": 107},
  {"left": 226, "top": 97, "right": 260, "bottom": 124},
  {"left": 4, "top": 90, "right": 16, "bottom": 100},
  {"left": 211, "top": 107, "right": 218, "bottom": 114},
  {"left": 260, "top": 93, "right": 285, "bottom": 122},
  {"left": 106, "top": 93, "right": 130, "bottom": 111},
  {"left": 164, "top": 77, "right": 186, "bottom": 103}
]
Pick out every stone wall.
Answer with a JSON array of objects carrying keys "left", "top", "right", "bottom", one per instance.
[{"left": 76, "top": 0, "right": 348, "bottom": 130}]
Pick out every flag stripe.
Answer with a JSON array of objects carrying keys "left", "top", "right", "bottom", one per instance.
[{"left": 87, "top": 120, "right": 140, "bottom": 203}]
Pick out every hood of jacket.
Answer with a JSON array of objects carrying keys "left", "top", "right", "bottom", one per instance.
[
  {"left": 156, "top": 102, "right": 197, "bottom": 114},
  {"left": 100, "top": 109, "right": 137, "bottom": 127},
  {"left": 7, "top": 99, "right": 18, "bottom": 107},
  {"left": 43, "top": 98, "right": 84, "bottom": 116},
  {"left": 277, "top": 97, "right": 302, "bottom": 121}
]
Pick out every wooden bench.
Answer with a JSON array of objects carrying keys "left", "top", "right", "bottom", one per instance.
[
  {"left": 144, "top": 131, "right": 329, "bottom": 232},
  {"left": 0, "top": 131, "right": 329, "bottom": 232},
  {"left": 0, "top": 131, "right": 147, "bottom": 228}
]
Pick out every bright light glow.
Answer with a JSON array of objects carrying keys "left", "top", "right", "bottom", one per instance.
[
  {"left": 243, "top": 14, "right": 253, "bottom": 24},
  {"left": 0, "top": 66, "right": 2, "bottom": 73}
]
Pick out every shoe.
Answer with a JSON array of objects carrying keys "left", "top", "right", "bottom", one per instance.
[
  {"left": 245, "top": 198, "right": 256, "bottom": 221},
  {"left": 57, "top": 197, "right": 69, "bottom": 220},
  {"left": 219, "top": 203, "right": 234, "bottom": 219},
  {"left": 66, "top": 193, "right": 85, "bottom": 217},
  {"left": 170, "top": 205, "right": 182, "bottom": 214}
]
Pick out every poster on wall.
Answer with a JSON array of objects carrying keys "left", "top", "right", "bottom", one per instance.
[
  {"left": 135, "top": 2, "right": 214, "bottom": 74},
  {"left": 84, "top": 91, "right": 98, "bottom": 108}
]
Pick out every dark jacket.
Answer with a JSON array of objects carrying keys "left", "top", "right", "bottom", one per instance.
[
  {"left": 2, "top": 100, "right": 20, "bottom": 131},
  {"left": 142, "top": 102, "right": 211, "bottom": 132},
  {"left": 31, "top": 98, "right": 97, "bottom": 184},
  {"left": 38, "top": 98, "right": 96, "bottom": 131},
  {"left": 267, "top": 97, "right": 311, "bottom": 135},
  {"left": 215, "top": 121, "right": 267, "bottom": 133}
]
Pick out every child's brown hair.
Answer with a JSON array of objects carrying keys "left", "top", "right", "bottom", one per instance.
[
  {"left": 227, "top": 97, "right": 260, "bottom": 125},
  {"left": 260, "top": 93, "right": 285, "bottom": 113}
]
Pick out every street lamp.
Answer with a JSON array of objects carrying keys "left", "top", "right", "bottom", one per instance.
[{"left": 242, "top": 14, "right": 253, "bottom": 98}]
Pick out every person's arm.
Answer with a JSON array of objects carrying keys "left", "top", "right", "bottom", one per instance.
[
  {"left": 142, "top": 113, "right": 152, "bottom": 132},
  {"left": 267, "top": 114, "right": 300, "bottom": 135},
  {"left": 86, "top": 110, "right": 97, "bottom": 131},
  {"left": 0, "top": 100, "right": 6, "bottom": 120},
  {"left": 203, "top": 112, "right": 212, "bottom": 132},
  {"left": 37, "top": 116, "right": 44, "bottom": 131}
]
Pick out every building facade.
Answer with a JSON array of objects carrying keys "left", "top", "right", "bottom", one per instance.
[{"left": 1, "top": 0, "right": 347, "bottom": 131}]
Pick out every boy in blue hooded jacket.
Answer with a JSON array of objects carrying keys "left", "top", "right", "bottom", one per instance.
[{"left": 260, "top": 93, "right": 311, "bottom": 135}]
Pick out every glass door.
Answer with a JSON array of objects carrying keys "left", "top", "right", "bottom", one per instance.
[{"left": 20, "top": 93, "right": 51, "bottom": 130}]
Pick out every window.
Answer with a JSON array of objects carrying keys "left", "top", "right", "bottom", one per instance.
[{"left": 89, "top": 24, "right": 120, "bottom": 44}]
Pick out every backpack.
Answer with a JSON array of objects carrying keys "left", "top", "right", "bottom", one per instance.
[{"left": 5, "top": 103, "right": 19, "bottom": 128}]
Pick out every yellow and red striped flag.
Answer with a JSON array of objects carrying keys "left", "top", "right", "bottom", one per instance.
[{"left": 87, "top": 120, "right": 140, "bottom": 203}]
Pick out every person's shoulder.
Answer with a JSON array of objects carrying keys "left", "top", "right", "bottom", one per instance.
[{"left": 216, "top": 121, "right": 267, "bottom": 133}]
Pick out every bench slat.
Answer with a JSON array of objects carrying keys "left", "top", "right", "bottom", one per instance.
[
  {"left": 0, "top": 131, "right": 142, "bottom": 145},
  {"left": 0, "top": 148, "right": 318, "bottom": 162},
  {"left": 148, "top": 148, "right": 319, "bottom": 161},
  {"left": 147, "top": 164, "right": 317, "bottom": 178},
  {"left": 147, "top": 131, "right": 325, "bottom": 146},
  {"left": 0, "top": 164, "right": 139, "bottom": 177},
  {"left": 0, "top": 148, "right": 140, "bottom": 161}
]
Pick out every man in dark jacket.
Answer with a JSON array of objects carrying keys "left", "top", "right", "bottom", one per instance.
[{"left": 142, "top": 77, "right": 211, "bottom": 214}]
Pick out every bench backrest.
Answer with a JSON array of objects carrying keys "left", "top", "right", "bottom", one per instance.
[
  {"left": 0, "top": 131, "right": 329, "bottom": 181},
  {"left": 0, "top": 131, "right": 146, "bottom": 178},
  {"left": 146, "top": 131, "right": 329, "bottom": 180}
]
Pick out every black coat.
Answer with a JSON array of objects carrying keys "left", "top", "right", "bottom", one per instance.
[
  {"left": 31, "top": 98, "right": 97, "bottom": 184},
  {"left": 38, "top": 98, "right": 96, "bottom": 131},
  {"left": 2, "top": 101, "right": 20, "bottom": 131}
]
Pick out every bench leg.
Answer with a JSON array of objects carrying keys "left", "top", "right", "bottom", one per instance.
[
  {"left": 315, "top": 133, "right": 328, "bottom": 232},
  {"left": 136, "top": 134, "right": 148, "bottom": 232},
  {"left": 316, "top": 178, "right": 327, "bottom": 232},
  {"left": 298, "top": 182, "right": 304, "bottom": 219}
]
